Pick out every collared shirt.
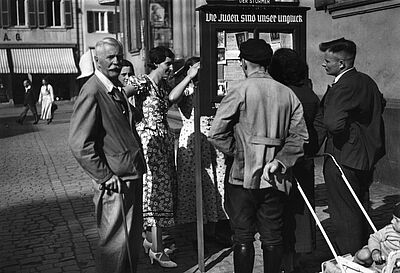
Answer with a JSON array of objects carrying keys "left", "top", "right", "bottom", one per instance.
[
  {"left": 95, "top": 70, "right": 129, "bottom": 118},
  {"left": 95, "top": 70, "right": 118, "bottom": 93},
  {"left": 333, "top": 67, "right": 355, "bottom": 84}
]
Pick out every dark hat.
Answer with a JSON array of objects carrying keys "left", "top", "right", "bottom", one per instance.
[
  {"left": 394, "top": 203, "right": 400, "bottom": 218},
  {"left": 239, "top": 39, "right": 272, "bottom": 66}
]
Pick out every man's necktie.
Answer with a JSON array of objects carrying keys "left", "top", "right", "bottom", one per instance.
[{"left": 113, "top": 87, "right": 129, "bottom": 118}]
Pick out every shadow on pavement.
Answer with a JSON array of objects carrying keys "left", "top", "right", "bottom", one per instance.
[
  {"left": 0, "top": 195, "right": 97, "bottom": 272},
  {"left": 0, "top": 116, "right": 37, "bottom": 139}
]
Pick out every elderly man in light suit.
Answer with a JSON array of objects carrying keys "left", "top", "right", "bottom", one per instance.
[{"left": 69, "top": 37, "right": 146, "bottom": 273}]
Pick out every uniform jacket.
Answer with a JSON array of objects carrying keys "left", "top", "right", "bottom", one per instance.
[
  {"left": 315, "top": 68, "right": 385, "bottom": 171},
  {"left": 208, "top": 70, "right": 308, "bottom": 192},
  {"left": 23, "top": 86, "right": 37, "bottom": 106},
  {"left": 69, "top": 74, "right": 146, "bottom": 184}
]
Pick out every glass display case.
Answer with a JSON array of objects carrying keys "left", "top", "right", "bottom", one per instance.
[{"left": 197, "top": 1, "right": 309, "bottom": 115}]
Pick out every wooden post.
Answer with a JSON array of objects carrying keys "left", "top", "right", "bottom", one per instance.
[{"left": 194, "top": 83, "right": 205, "bottom": 272}]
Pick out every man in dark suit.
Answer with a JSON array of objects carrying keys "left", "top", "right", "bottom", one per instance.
[
  {"left": 16, "top": 79, "right": 39, "bottom": 125},
  {"left": 315, "top": 38, "right": 386, "bottom": 255},
  {"left": 69, "top": 37, "right": 146, "bottom": 273}
]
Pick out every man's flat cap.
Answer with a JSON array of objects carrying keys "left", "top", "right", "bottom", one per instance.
[{"left": 239, "top": 38, "right": 272, "bottom": 66}]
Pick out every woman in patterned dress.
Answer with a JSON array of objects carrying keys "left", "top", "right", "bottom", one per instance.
[
  {"left": 169, "top": 57, "right": 231, "bottom": 246},
  {"left": 125, "top": 46, "right": 178, "bottom": 268}
]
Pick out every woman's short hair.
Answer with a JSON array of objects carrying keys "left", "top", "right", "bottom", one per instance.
[
  {"left": 147, "top": 46, "right": 175, "bottom": 70},
  {"left": 268, "top": 48, "right": 308, "bottom": 86}
]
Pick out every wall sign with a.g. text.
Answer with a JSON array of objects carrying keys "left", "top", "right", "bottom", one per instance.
[
  {"left": 3, "top": 33, "right": 23, "bottom": 42},
  {"left": 205, "top": 13, "right": 303, "bottom": 24}
]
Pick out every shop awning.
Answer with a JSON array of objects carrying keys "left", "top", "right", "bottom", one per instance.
[
  {"left": 0, "top": 49, "right": 10, "bottom": 73},
  {"left": 11, "top": 48, "right": 78, "bottom": 74}
]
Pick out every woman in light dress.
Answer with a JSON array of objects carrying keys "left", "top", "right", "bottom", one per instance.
[{"left": 38, "top": 78, "right": 54, "bottom": 124}]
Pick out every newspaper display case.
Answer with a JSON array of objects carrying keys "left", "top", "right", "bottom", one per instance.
[{"left": 197, "top": 0, "right": 310, "bottom": 115}]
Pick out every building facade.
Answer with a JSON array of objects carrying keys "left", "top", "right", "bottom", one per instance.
[
  {"left": 306, "top": 0, "right": 400, "bottom": 188},
  {"left": 0, "top": 0, "right": 79, "bottom": 104}
]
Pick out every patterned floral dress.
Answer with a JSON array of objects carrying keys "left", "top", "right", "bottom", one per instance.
[
  {"left": 126, "top": 75, "right": 177, "bottom": 228},
  {"left": 175, "top": 90, "right": 228, "bottom": 225}
]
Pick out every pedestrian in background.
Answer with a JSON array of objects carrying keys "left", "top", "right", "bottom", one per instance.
[
  {"left": 169, "top": 57, "right": 232, "bottom": 248},
  {"left": 0, "top": 78, "right": 8, "bottom": 103},
  {"left": 69, "top": 37, "right": 146, "bottom": 273},
  {"left": 16, "top": 79, "right": 39, "bottom": 125},
  {"left": 125, "top": 46, "right": 178, "bottom": 268},
  {"left": 38, "top": 77, "right": 55, "bottom": 124},
  {"left": 315, "top": 37, "right": 386, "bottom": 256},
  {"left": 269, "top": 48, "right": 321, "bottom": 273},
  {"left": 209, "top": 39, "right": 308, "bottom": 273}
]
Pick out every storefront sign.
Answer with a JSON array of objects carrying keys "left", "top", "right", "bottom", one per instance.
[
  {"left": 205, "top": 13, "right": 303, "bottom": 24},
  {"left": 3, "top": 33, "right": 22, "bottom": 42}
]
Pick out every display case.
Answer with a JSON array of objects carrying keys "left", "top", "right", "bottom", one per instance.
[{"left": 197, "top": 0, "right": 310, "bottom": 116}]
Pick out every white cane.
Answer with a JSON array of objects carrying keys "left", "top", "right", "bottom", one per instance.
[{"left": 120, "top": 193, "right": 134, "bottom": 273}]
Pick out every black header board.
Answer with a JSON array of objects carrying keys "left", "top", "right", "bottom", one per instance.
[{"left": 197, "top": 3, "right": 309, "bottom": 116}]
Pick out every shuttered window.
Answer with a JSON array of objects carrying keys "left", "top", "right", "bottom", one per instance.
[
  {"left": 38, "top": 0, "right": 47, "bottom": 28},
  {"left": 87, "top": 11, "right": 94, "bottom": 33},
  {"left": 107, "top": 12, "right": 119, "bottom": 34},
  {"left": 28, "top": 0, "right": 37, "bottom": 28},
  {"left": 1, "top": 0, "right": 11, "bottom": 28},
  {"left": 64, "top": 0, "right": 73, "bottom": 28}
]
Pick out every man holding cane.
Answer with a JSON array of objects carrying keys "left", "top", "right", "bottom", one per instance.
[{"left": 69, "top": 37, "right": 146, "bottom": 273}]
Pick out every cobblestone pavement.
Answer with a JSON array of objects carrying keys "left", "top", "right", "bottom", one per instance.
[{"left": 0, "top": 101, "right": 399, "bottom": 273}]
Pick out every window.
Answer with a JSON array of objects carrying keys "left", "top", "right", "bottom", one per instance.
[
  {"left": 37, "top": 0, "right": 73, "bottom": 29},
  {"left": 47, "top": 0, "right": 61, "bottom": 27},
  {"left": 0, "top": 0, "right": 28, "bottom": 27},
  {"left": 11, "top": 0, "right": 27, "bottom": 26},
  {"left": 87, "top": 11, "right": 120, "bottom": 34},
  {"left": 0, "top": 0, "right": 72, "bottom": 29}
]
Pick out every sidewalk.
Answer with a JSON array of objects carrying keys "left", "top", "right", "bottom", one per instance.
[{"left": 0, "top": 101, "right": 398, "bottom": 273}]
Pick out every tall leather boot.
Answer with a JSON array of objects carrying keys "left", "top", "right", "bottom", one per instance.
[
  {"left": 233, "top": 242, "right": 255, "bottom": 273},
  {"left": 262, "top": 244, "right": 284, "bottom": 273}
]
